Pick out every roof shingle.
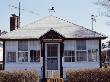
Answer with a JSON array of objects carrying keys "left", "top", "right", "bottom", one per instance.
[{"left": 0, "top": 15, "right": 107, "bottom": 39}]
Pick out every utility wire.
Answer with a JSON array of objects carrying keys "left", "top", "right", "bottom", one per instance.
[{"left": 8, "top": 4, "right": 40, "bottom": 16}]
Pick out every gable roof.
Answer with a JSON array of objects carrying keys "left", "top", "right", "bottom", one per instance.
[
  {"left": 0, "top": 15, "right": 107, "bottom": 40},
  {"left": 40, "top": 28, "right": 65, "bottom": 39}
]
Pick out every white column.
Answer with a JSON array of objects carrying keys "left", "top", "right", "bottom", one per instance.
[
  {"left": 87, "top": 50, "right": 88, "bottom": 62},
  {"left": 16, "top": 41, "right": 18, "bottom": 63},
  {"left": 28, "top": 41, "right": 30, "bottom": 63},
  {"left": 75, "top": 50, "right": 77, "bottom": 62}
]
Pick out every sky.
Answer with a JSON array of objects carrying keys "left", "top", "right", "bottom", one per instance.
[{"left": 0, "top": 0, "right": 110, "bottom": 42}]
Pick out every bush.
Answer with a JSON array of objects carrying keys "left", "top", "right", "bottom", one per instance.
[
  {"left": 0, "top": 70, "right": 39, "bottom": 82},
  {"left": 66, "top": 68, "right": 110, "bottom": 82}
]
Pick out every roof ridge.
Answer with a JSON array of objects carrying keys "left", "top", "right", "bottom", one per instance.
[{"left": 53, "top": 16, "right": 81, "bottom": 27}]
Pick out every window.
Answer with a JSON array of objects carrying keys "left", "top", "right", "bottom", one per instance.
[
  {"left": 7, "top": 52, "right": 16, "bottom": 62},
  {"left": 76, "top": 51, "right": 87, "bottom": 62},
  {"left": 18, "top": 41, "right": 28, "bottom": 51},
  {"left": 76, "top": 40, "right": 86, "bottom": 50},
  {"left": 30, "top": 50, "right": 40, "bottom": 62},
  {"left": 18, "top": 41, "right": 28, "bottom": 62},
  {"left": 64, "top": 51, "right": 75, "bottom": 62},
  {"left": 18, "top": 52, "right": 28, "bottom": 62},
  {"left": 76, "top": 40, "right": 87, "bottom": 62},
  {"left": 88, "top": 49, "right": 98, "bottom": 62}
]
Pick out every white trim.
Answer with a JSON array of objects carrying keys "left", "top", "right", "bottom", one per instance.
[
  {"left": 87, "top": 50, "right": 88, "bottom": 62},
  {"left": 75, "top": 50, "right": 77, "bottom": 62},
  {"left": 16, "top": 41, "right": 18, "bottom": 63},
  {"left": 28, "top": 41, "right": 30, "bottom": 63}
]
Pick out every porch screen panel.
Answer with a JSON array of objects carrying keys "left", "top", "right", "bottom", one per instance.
[
  {"left": 30, "top": 50, "right": 40, "bottom": 62},
  {"left": 47, "top": 44, "right": 58, "bottom": 70},
  {"left": 7, "top": 52, "right": 16, "bottom": 62},
  {"left": 18, "top": 41, "right": 28, "bottom": 51},
  {"left": 47, "top": 58, "right": 58, "bottom": 70},
  {"left": 47, "top": 44, "right": 58, "bottom": 57},
  {"left": 5, "top": 41, "right": 17, "bottom": 63},
  {"left": 76, "top": 40, "right": 86, "bottom": 50}
]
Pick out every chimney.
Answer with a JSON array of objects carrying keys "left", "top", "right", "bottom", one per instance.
[{"left": 10, "top": 14, "right": 19, "bottom": 31}]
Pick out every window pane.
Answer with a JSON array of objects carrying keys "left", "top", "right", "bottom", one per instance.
[
  {"left": 71, "top": 51, "right": 75, "bottom": 56},
  {"left": 64, "top": 51, "right": 68, "bottom": 56},
  {"left": 18, "top": 41, "right": 28, "bottom": 51},
  {"left": 18, "top": 52, "right": 28, "bottom": 62},
  {"left": 47, "top": 58, "right": 58, "bottom": 70},
  {"left": 72, "top": 57, "right": 75, "bottom": 62},
  {"left": 30, "top": 50, "right": 40, "bottom": 62},
  {"left": 88, "top": 49, "right": 97, "bottom": 62},
  {"left": 77, "top": 51, "right": 87, "bottom": 61},
  {"left": 47, "top": 44, "right": 58, "bottom": 57},
  {"left": 7, "top": 52, "right": 16, "bottom": 62},
  {"left": 76, "top": 40, "right": 86, "bottom": 50},
  {"left": 68, "top": 51, "right": 71, "bottom": 56},
  {"left": 64, "top": 57, "right": 71, "bottom": 62}
]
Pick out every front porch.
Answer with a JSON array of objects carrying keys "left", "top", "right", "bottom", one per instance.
[{"left": 40, "top": 29, "right": 64, "bottom": 79}]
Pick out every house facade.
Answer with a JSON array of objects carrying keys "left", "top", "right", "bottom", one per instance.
[{"left": 0, "top": 16, "right": 107, "bottom": 79}]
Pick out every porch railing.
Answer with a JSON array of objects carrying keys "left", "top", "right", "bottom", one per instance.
[{"left": 46, "top": 70, "right": 60, "bottom": 78}]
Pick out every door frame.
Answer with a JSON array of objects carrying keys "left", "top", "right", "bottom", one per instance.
[{"left": 45, "top": 43, "right": 60, "bottom": 77}]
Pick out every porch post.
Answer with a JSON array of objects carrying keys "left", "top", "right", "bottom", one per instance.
[
  {"left": 99, "top": 39, "right": 102, "bottom": 68},
  {"left": 60, "top": 42, "right": 64, "bottom": 78},
  {"left": 3, "top": 41, "right": 5, "bottom": 70},
  {"left": 41, "top": 41, "right": 46, "bottom": 80}
]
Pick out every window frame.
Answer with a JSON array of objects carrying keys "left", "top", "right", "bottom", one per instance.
[
  {"left": 64, "top": 40, "right": 98, "bottom": 63},
  {"left": 18, "top": 41, "right": 29, "bottom": 63},
  {"left": 88, "top": 49, "right": 98, "bottom": 62},
  {"left": 64, "top": 50, "right": 75, "bottom": 62},
  {"left": 18, "top": 51, "right": 28, "bottom": 62},
  {"left": 76, "top": 50, "right": 87, "bottom": 62}
]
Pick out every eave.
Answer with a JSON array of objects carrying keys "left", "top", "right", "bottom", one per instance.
[{"left": 0, "top": 36, "right": 107, "bottom": 41}]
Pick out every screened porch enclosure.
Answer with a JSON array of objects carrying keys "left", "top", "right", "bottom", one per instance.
[{"left": 5, "top": 39, "right": 100, "bottom": 79}]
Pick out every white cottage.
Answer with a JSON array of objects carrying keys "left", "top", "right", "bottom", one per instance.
[{"left": 0, "top": 16, "right": 107, "bottom": 80}]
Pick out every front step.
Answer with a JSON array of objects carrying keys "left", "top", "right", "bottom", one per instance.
[{"left": 47, "top": 78, "right": 64, "bottom": 82}]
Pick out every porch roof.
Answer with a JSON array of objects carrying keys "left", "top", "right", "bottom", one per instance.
[{"left": 0, "top": 15, "right": 107, "bottom": 40}]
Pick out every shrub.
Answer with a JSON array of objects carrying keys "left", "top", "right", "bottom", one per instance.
[
  {"left": 66, "top": 68, "right": 110, "bottom": 82},
  {"left": 0, "top": 70, "right": 39, "bottom": 82}
]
